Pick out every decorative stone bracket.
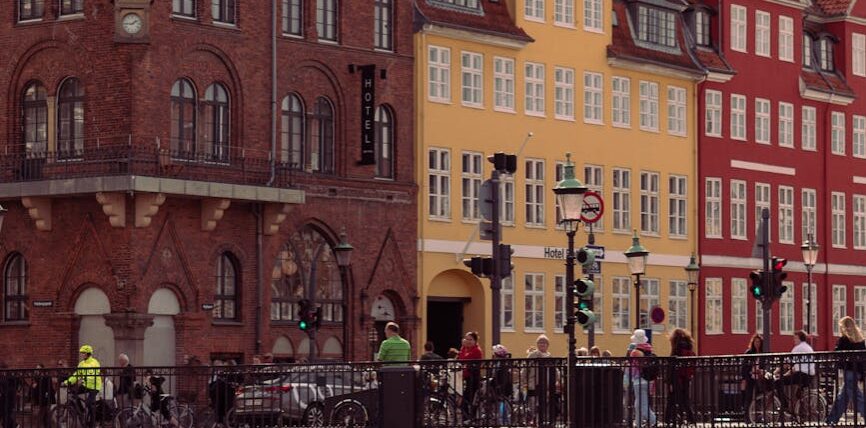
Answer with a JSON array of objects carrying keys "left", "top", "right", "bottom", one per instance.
[
  {"left": 135, "top": 193, "right": 166, "bottom": 228},
  {"left": 264, "top": 203, "right": 292, "bottom": 235},
  {"left": 201, "top": 198, "right": 231, "bottom": 231},
  {"left": 96, "top": 192, "right": 126, "bottom": 227},
  {"left": 21, "top": 196, "right": 52, "bottom": 231}
]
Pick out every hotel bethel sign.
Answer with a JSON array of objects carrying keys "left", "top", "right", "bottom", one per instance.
[{"left": 359, "top": 65, "right": 376, "bottom": 165}]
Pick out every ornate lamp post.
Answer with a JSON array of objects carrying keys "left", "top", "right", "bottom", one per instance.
[
  {"left": 333, "top": 229, "right": 354, "bottom": 268},
  {"left": 624, "top": 231, "right": 649, "bottom": 330},
  {"left": 801, "top": 234, "right": 819, "bottom": 336},
  {"left": 684, "top": 254, "right": 700, "bottom": 336},
  {"left": 552, "top": 153, "right": 587, "bottom": 428}
]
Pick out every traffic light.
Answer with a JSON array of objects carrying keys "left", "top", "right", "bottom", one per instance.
[
  {"left": 498, "top": 244, "right": 514, "bottom": 278},
  {"left": 487, "top": 152, "right": 518, "bottom": 174},
  {"left": 576, "top": 247, "right": 596, "bottom": 268},
  {"left": 463, "top": 256, "right": 494, "bottom": 278},
  {"left": 297, "top": 299, "right": 313, "bottom": 331},
  {"left": 574, "top": 278, "right": 595, "bottom": 326},
  {"left": 772, "top": 257, "right": 788, "bottom": 297},
  {"left": 749, "top": 270, "right": 765, "bottom": 300}
]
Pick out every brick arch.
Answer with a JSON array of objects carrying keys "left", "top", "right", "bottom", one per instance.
[
  {"left": 59, "top": 282, "right": 117, "bottom": 313},
  {"left": 147, "top": 282, "right": 190, "bottom": 314},
  {"left": 177, "top": 44, "right": 244, "bottom": 143}
]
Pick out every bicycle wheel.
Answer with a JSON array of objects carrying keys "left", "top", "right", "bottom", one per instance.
[
  {"left": 176, "top": 404, "right": 195, "bottom": 428},
  {"left": 113, "top": 408, "right": 143, "bottom": 428},
  {"left": 795, "top": 391, "right": 827, "bottom": 423},
  {"left": 331, "top": 400, "right": 369, "bottom": 427},
  {"left": 51, "top": 404, "right": 83, "bottom": 428},
  {"left": 748, "top": 394, "right": 781, "bottom": 424},
  {"left": 423, "top": 395, "right": 458, "bottom": 426},
  {"left": 195, "top": 407, "right": 223, "bottom": 428},
  {"left": 474, "top": 397, "right": 513, "bottom": 425}
]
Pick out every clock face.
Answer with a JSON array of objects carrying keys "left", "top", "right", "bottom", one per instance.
[{"left": 122, "top": 13, "right": 143, "bottom": 35}]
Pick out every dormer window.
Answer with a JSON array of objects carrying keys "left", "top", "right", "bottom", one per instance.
[
  {"left": 431, "top": 0, "right": 480, "bottom": 10},
  {"left": 819, "top": 38, "right": 834, "bottom": 71},
  {"left": 637, "top": 6, "right": 677, "bottom": 48},
  {"left": 695, "top": 11, "right": 710, "bottom": 46},
  {"left": 803, "top": 34, "right": 813, "bottom": 67}
]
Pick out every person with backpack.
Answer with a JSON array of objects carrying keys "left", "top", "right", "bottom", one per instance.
[
  {"left": 664, "top": 328, "right": 696, "bottom": 425},
  {"left": 628, "top": 340, "right": 657, "bottom": 427}
]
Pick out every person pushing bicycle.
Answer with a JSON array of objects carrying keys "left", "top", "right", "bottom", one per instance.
[{"left": 64, "top": 345, "right": 102, "bottom": 426}]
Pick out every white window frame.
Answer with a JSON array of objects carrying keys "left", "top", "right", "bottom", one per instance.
[
  {"left": 502, "top": 276, "right": 514, "bottom": 330},
  {"left": 525, "top": 159, "right": 545, "bottom": 227},
  {"left": 428, "top": 46, "right": 451, "bottom": 103},
  {"left": 833, "top": 285, "right": 847, "bottom": 335},
  {"left": 460, "top": 51, "right": 483, "bottom": 107},
  {"left": 639, "top": 81, "right": 659, "bottom": 131},
  {"left": 854, "top": 33, "right": 866, "bottom": 77},
  {"left": 779, "top": 281, "right": 795, "bottom": 334},
  {"left": 802, "top": 282, "right": 818, "bottom": 336},
  {"left": 802, "top": 188, "right": 817, "bottom": 240},
  {"left": 555, "top": 67, "right": 576, "bottom": 120},
  {"left": 755, "top": 11, "right": 771, "bottom": 57},
  {"left": 755, "top": 98, "right": 771, "bottom": 144},
  {"left": 854, "top": 115, "right": 866, "bottom": 158},
  {"left": 731, "top": 179, "right": 747, "bottom": 240},
  {"left": 705, "top": 278, "right": 723, "bottom": 334},
  {"left": 779, "top": 16, "right": 794, "bottom": 62},
  {"left": 804, "top": 35, "right": 813, "bottom": 67},
  {"left": 731, "top": 278, "right": 748, "bottom": 333},
  {"left": 428, "top": 148, "right": 451, "bottom": 219},
  {"left": 778, "top": 186, "right": 794, "bottom": 244},
  {"left": 613, "top": 168, "right": 631, "bottom": 232},
  {"left": 778, "top": 102, "right": 794, "bottom": 148},
  {"left": 461, "top": 151, "right": 483, "bottom": 221},
  {"left": 501, "top": 174, "right": 515, "bottom": 225},
  {"left": 612, "top": 277, "right": 631, "bottom": 333},
  {"left": 756, "top": 183, "right": 771, "bottom": 242},
  {"left": 555, "top": 162, "right": 566, "bottom": 227},
  {"left": 730, "top": 94, "right": 746, "bottom": 141},
  {"left": 855, "top": 286, "right": 866, "bottom": 332},
  {"left": 706, "top": 90, "right": 722, "bottom": 137},
  {"left": 525, "top": 62, "right": 546, "bottom": 116},
  {"left": 669, "top": 280, "right": 688, "bottom": 330},
  {"left": 612, "top": 76, "right": 631, "bottom": 128},
  {"left": 639, "top": 278, "right": 659, "bottom": 329},
  {"left": 640, "top": 171, "right": 659, "bottom": 235},
  {"left": 554, "top": 274, "right": 567, "bottom": 330},
  {"left": 802, "top": 106, "right": 817, "bottom": 151},
  {"left": 524, "top": 273, "right": 546, "bottom": 331},
  {"left": 833, "top": 192, "right": 846, "bottom": 248},
  {"left": 525, "top": 0, "right": 545, "bottom": 21},
  {"left": 706, "top": 178, "right": 722, "bottom": 238},
  {"left": 669, "top": 175, "right": 687, "bottom": 237},
  {"left": 592, "top": 275, "right": 604, "bottom": 332},
  {"left": 832, "top": 111, "right": 846, "bottom": 155},
  {"left": 493, "top": 57, "right": 516, "bottom": 112},
  {"left": 585, "top": 164, "right": 604, "bottom": 231},
  {"left": 667, "top": 86, "right": 686, "bottom": 136},
  {"left": 554, "top": 0, "right": 575, "bottom": 27},
  {"left": 731, "top": 5, "right": 747, "bottom": 53},
  {"left": 583, "top": 0, "right": 602, "bottom": 31},
  {"left": 854, "top": 194, "right": 866, "bottom": 250},
  {"left": 583, "top": 71, "right": 603, "bottom": 124}
]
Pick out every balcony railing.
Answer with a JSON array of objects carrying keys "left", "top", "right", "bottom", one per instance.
[
  {"left": 1, "top": 350, "right": 865, "bottom": 427},
  {"left": 0, "top": 136, "right": 297, "bottom": 188}
]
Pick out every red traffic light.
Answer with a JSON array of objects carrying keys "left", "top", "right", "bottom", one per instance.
[{"left": 772, "top": 257, "right": 787, "bottom": 271}]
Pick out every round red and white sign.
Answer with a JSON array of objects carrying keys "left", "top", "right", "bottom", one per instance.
[
  {"left": 650, "top": 306, "right": 665, "bottom": 324},
  {"left": 580, "top": 190, "right": 605, "bottom": 224}
]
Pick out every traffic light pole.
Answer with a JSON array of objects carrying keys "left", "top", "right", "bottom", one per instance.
[
  {"left": 490, "top": 169, "right": 502, "bottom": 348},
  {"left": 565, "top": 225, "right": 577, "bottom": 428},
  {"left": 587, "top": 223, "right": 596, "bottom": 348},
  {"left": 761, "top": 208, "right": 771, "bottom": 353}
]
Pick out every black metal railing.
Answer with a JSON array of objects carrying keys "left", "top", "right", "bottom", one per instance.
[{"left": 1, "top": 350, "right": 865, "bottom": 427}]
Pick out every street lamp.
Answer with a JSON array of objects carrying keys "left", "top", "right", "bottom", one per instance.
[
  {"left": 333, "top": 229, "right": 354, "bottom": 268},
  {"left": 801, "top": 234, "right": 819, "bottom": 336},
  {"left": 624, "top": 230, "right": 649, "bottom": 330},
  {"left": 684, "top": 253, "right": 700, "bottom": 336},
  {"left": 552, "top": 153, "right": 587, "bottom": 428}
]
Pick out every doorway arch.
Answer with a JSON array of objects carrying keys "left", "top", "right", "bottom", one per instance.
[
  {"left": 144, "top": 288, "right": 181, "bottom": 367},
  {"left": 425, "top": 269, "right": 486, "bottom": 358},
  {"left": 74, "top": 287, "right": 115, "bottom": 365}
]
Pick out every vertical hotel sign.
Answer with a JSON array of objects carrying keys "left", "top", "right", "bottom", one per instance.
[{"left": 360, "top": 65, "right": 376, "bottom": 165}]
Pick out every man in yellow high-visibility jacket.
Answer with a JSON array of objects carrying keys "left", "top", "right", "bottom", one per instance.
[{"left": 65, "top": 344, "right": 102, "bottom": 419}]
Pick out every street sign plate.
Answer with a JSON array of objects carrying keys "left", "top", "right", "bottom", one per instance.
[
  {"left": 585, "top": 244, "right": 605, "bottom": 260},
  {"left": 582, "top": 261, "right": 601, "bottom": 275},
  {"left": 580, "top": 191, "right": 605, "bottom": 224}
]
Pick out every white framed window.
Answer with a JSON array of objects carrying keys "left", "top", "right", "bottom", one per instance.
[
  {"left": 461, "top": 52, "right": 483, "bottom": 107},
  {"left": 821, "top": 38, "right": 835, "bottom": 71},
  {"left": 756, "top": 301, "right": 763, "bottom": 333},
  {"left": 639, "top": 81, "right": 659, "bottom": 131},
  {"left": 706, "top": 90, "right": 722, "bottom": 137},
  {"left": 778, "top": 186, "right": 794, "bottom": 244},
  {"left": 756, "top": 183, "right": 771, "bottom": 241},
  {"left": 731, "top": 5, "right": 747, "bottom": 53},
  {"left": 555, "top": 67, "right": 575, "bottom": 120},
  {"left": 640, "top": 171, "right": 659, "bottom": 235},
  {"left": 639, "top": 278, "right": 659, "bottom": 328},
  {"left": 613, "top": 168, "right": 631, "bottom": 232},
  {"left": 555, "top": 161, "right": 566, "bottom": 226},
  {"left": 502, "top": 276, "right": 514, "bottom": 329},
  {"left": 669, "top": 280, "right": 688, "bottom": 330},
  {"left": 833, "top": 192, "right": 846, "bottom": 248},
  {"left": 592, "top": 275, "right": 604, "bottom": 332},
  {"left": 525, "top": 159, "right": 545, "bottom": 226},
  {"left": 730, "top": 94, "right": 746, "bottom": 140},
  {"left": 428, "top": 46, "right": 451, "bottom": 102},
  {"left": 854, "top": 116, "right": 866, "bottom": 158},
  {"left": 803, "top": 34, "right": 813, "bottom": 67},
  {"left": 428, "top": 148, "right": 451, "bottom": 219},
  {"left": 612, "top": 76, "right": 631, "bottom": 127},
  {"left": 612, "top": 277, "right": 631, "bottom": 333},
  {"left": 705, "top": 278, "right": 723, "bottom": 334},
  {"left": 755, "top": 11, "right": 771, "bottom": 57},
  {"left": 461, "top": 152, "right": 482, "bottom": 221},
  {"left": 755, "top": 98, "right": 771, "bottom": 144},
  {"left": 778, "top": 102, "right": 794, "bottom": 148},
  {"left": 833, "top": 285, "right": 847, "bottom": 335},
  {"left": 802, "top": 188, "right": 817, "bottom": 240},
  {"left": 493, "top": 57, "right": 516, "bottom": 112},
  {"left": 669, "top": 175, "right": 687, "bottom": 237},
  {"left": 525, "top": 0, "right": 544, "bottom": 21},
  {"left": 706, "top": 178, "right": 722, "bottom": 238},
  {"left": 501, "top": 174, "right": 515, "bottom": 225},
  {"left": 731, "top": 278, "right": 748, "bottom": 333},
  {"left": 802, "top": 282, "right": 818, "bottom": 335},
  {"left": 832, "top": 112, "right": 846, "bottom": 155},
  {"left": 779, "top": 16, "right": 793, "bottom": 62},
  {"left": 731, "top": 179, "right": 747, "bottom": 240},
  {"left": 855, "top": 286, "right": 866, "bottom": 332},
  {"left": 554, "top": 0, "right": 574, "bottom": 26},
  {"left": 583, "top": 71, "right": 603, "bottom": 123},
  {"left": 779, "top": 281, "right": 794, "bottom": 334},
  {"left": 667, "top": 86, "right": 686, "bottom": 136},
  {"left": 316, "top": 0, "right": 338, "bottom": 41},
  {"left": 525, "top": 273, "right": 545, "bottom": 330},
  {"left": 554, "top": 274, "right": 566, "bottom": 330},
  {"left": 854, "top": 33, "right": 866, "bottom": 76},
  {"left": 855, "top": 194, "right": 866, "bottom": 249},
  {"left": 525, "top": 62, "right": 546, "bottom": 116},
  {"left": 802, "top": 106, "right": 817, "bottom": 150},
  {"left": 695, "top": 11, "right": 710, "bottom": 46},
  {"left": 585, "top": 165, "right": 604, "bottom": 231},
  {"left": 584, "top": 0, "right": 602, "bottom": 31}
]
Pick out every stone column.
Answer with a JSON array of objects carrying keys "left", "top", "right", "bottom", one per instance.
[{"left": 103, "top": 312, "right": 155, "bottom": 366}]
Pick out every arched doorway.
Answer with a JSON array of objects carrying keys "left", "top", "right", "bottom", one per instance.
[
  {"left": 271, "top": 336, "right": 294, "bottom": 363},
  {"left": 426, "top": 270, "right": 486, "bottom": 358},
  {"left": 74, "top": 287, "right": 114, "bottom": 365},
  {"left": 321, "top": 336, "right": 343, "bottom": 360},
  {"left": 144, "top": 288, "right": 180, "bottom": 367},
  {"left": 370, "top": 294, "right": 396, "bottom": 357}
]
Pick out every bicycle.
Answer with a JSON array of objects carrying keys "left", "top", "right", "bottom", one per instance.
[
  {"left": 748, "top": 370, "right": 827, "bottom": 424},
  {"left": 50, "top": 387, "right": 118, "bottom": 428},
  {"left": 114, "top": 384, "right": 194, "bottom": 428},
  {"left": 421, "top": 365, "right": 513, "bottom": 426}
]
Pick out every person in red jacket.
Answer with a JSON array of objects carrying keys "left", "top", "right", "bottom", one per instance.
[{"left": 458, "top": 331, "right": 483, "bottom": 417}]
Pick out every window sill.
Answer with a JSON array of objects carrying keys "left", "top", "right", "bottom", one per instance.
[
  {"left": 779, "top": 143, "right": 795, "bottom": 149},
  {"left": 731, "top": 137, "right": 747, "bottom": 142},
  {"left": 212, "top": 21, "right": 240, "bottom": 30},
  {"left": 802, "top": 146, "right": 817, "bottom": 152},
  {"left": 613, "top": 229, "right": 632, "bottom": 235},
  {"left": 583, "top": 27, "right": 605, "bottom": 34},
  {"left": 612, "top": 122, "right": 631, "bottom": 129},
  {"left": 584, "top": 119, "right": 604, "bottom": 126},
  {"left": 705, "top": 235, "right": 724, "bottom": 239},
  {"left": 525, "top": 224, "right": 547, "bottom": 230},
  {"left": 281, "top": 32, "right": 304, "bottom": 39},
  {"left": 462, "top": 102, "right": 485, "bottom": 109},
  {"left": 553, "top": 22, "right": 576, "bottom": 29},
  {"left": 705, "top": 133, "right": 723, "bottom": 138},
  {"left": 460, "top": 219, "right": 480, "bottom": 225},
  {"left": 16, "top": 18, "right": 43, "bottom": 25},
  {"left": 494, "top": 107, "right": 516, "bottom": 114},
  {"left": 704, "top": 331, "right": 726, "bottom": 335},
  {"left": 731, "top": 236, "right": 748, "bottom": 241},
  {"left": 171, "top": 14, "right": 199, "bottom": 22},
  {"left": 428, "top": 217, "right": 452, "bottom": 223},
  {"left": 832, "top": 152, "right": 847, "bottom": 156},
  {"left": 212, "top": 320, "right": 244, "bottom": 327},
  {"left": 555, "top": 115, "right": 576, "bottom": 122},
  {"left": 668, "top": 132, "right": 687, "bottom": 138},
  {"left": 525, "top": 111, "right": 546, "bottom": 118},
  {"left": 640, "top": 127, "right": 660, "bottom": 133},
  {"left": 756, "top": 141, "right": 771, "bottom": 145},
  {"left": 373, "top": 47, "right": 394, "bottom": 54},
  {"left": 0, "top": 321, "right": 31, "bottom": 327},
  {"left": 612, "top": 330, "right": 632, "bottom": 335},
  {"left": 524, "top": 16, "right": 545, "bottom": 24},
  {"left": 501, "top": 328, "right": 516, "bottom": 333},
  {"left": 731, "top": 330, "right": 750, "bottom": 335},
  {"left": 524, "top": 328, "right": 547, "bottom": 334},
  {"left": 428, "top": 98, "right": 452, "bottom": 105},
  {"left": 58, "top": 13, "right": 85, "bottom": 21},
  {"left": 318, "top": 39, "right": 340, "bottom": 45},
  {"left": 668, "top": 234, "right": 688, "bottom": 240}
]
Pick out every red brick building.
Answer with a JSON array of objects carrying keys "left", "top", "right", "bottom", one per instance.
[{"left": 0, "top": 0, "right": 416, "bottom": 366}]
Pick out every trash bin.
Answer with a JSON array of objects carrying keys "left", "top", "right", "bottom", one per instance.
[
  {"left": 573, "top": 363, "right": 624, "bottom": 427},
  {"left": 378, "top": 366, "right": 417, "bottom": 427}
]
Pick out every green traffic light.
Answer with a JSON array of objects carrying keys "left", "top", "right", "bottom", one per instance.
[
  {"left": 753, "top": 286, "right": 762, "bottom": 296},
  {"left": 577, "top": 301, "right": 589, "bottom": 310},
  {"left": 299, "top": 320, "right": 308, "bottom": 330}
]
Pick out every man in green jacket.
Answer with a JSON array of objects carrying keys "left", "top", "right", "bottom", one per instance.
[{"left": 377, "top": 322, "right": 411, "bottom": 362}]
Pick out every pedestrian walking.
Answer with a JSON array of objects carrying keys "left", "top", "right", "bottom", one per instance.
[
  {"left": 377, "top": 322, "right": 411, "bottom": 363},
  {"left": 740, "top": 333, "right": 764, "bottom": 415},
  {"left": 526, "top": 334, "right": 557, "bottom": 426},
  {"left": 420, "top": 341, "right": 444, "bottom": 361},
  {"left": 115, "top": 354, "right": 135, "bottom": 410},
  {"left": 664, "top": 328, "right": 696, "bottom": 425},
  {"left": 628, "top": 341, "right": 657, "bottom": 427},
  {"left": 458, "top": 331, "right": 482, "bottom": 417},
  {"left": 826, "top": 316, "right": 866, "bottom": 425}
]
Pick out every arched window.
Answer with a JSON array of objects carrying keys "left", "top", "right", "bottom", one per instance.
[
  {"left": 214, "top": 252, "right": 239, "bottom": 320},
  {"left": 22, "top": 82, "right": 47, "bottom": 154},
  {"left": 4, "top": 253, "right": 28, "bottom": 322},
  {"left": 170, "top": 79, "right": 197, "bottom": 158},
  {"left": 375, "top": 105, "right": 393, "bottom": 178},
  {"left": 203, "top": 83, "right": 230, "bottom": 162},
  {"left": 57, "top": 78, "right": 85, "bottom": 159},
  {"left": 280, "top": 94, "right": 305, "bottom": 168},
  {"left": 311, "top": 97, "right": 334, "bottom": 173}
]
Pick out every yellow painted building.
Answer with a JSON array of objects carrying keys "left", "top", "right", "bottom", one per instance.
[{"left": 414, "top": 0, "right": 725, "bottom": 358}]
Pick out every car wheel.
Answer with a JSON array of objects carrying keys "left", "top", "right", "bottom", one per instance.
[
  {"left": 301, "top": 403, "right": 325, "bottom": 426},
  {"left": 331, "top": 400, "right": 369, "bottom": 427}
]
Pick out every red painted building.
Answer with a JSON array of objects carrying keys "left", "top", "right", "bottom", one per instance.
[
  {"left": 0, "top": 0, "right": 416, "bottom": 367},
  {"left": 697, "top": 0, "right": 866, "bottom": 353}
]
